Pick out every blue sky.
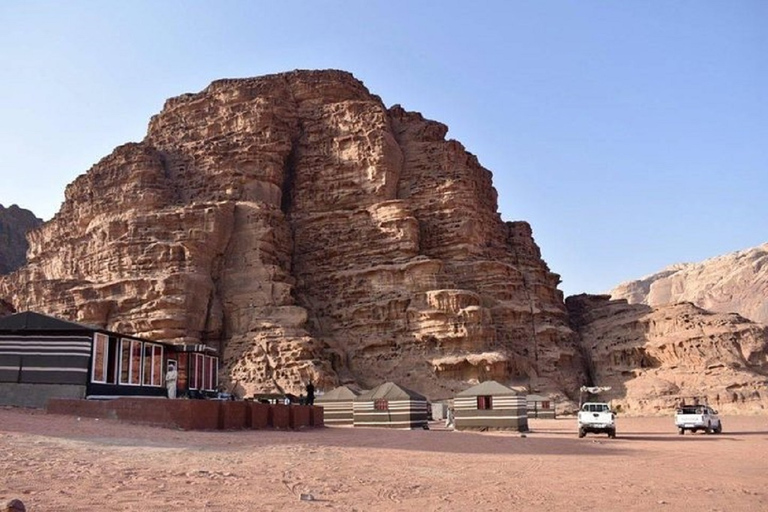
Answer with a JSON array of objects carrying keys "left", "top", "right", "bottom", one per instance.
[{"left": 1, "top": 1, "right": 765, "bottom": 297}]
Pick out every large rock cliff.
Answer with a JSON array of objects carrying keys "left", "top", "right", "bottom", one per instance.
[
  {"left": 610, "top": 243, "right": 768, "bottom": 325},
  {"left": 0, "top": 70, "right": 584, "bottom": 399},
  {"left": 0, "top": 204, "right": 42, "bottom": 276},
  {"left": 567, "top": 294, "right": 768, "bottom": 415}
]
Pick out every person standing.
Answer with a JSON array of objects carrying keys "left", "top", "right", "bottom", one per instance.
[
  {"left": 306, "top": 380, "right": 315, "bottom": 406},
  {"left": 165, "top": 362, "right": 178, "bottom": 399}
]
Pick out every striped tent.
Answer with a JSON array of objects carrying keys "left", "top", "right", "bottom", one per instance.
[
  {"left": 527, "top": 394, "right": 556, "bottom": 419},
  {"left": 315, "top": 385, "right": 360, "bottom": 425},
  {"left": 0, "top": 312, "right": 97, "bottom": 407},
  {"left": 454, "top": 380, "right": 528, "bottom": 431},
  {"left": 353, "top": 382, "right": 428, "bottom": 429},
  {"left": 0, "top": 311, "right": 219, "bottom": 408}
]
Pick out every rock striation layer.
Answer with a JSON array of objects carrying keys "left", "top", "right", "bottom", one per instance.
[
  {"left": 0, "top": 204, "right": 42, "bottom": 276},
  {"left": 567, "top": 294, "right": 768, "bottom": 415},
  {"left": 611, "top": 243, "right": 768, "bottom": 325},
  {"left": 0, "top": 70, "right": 584, "bottom": 399}
]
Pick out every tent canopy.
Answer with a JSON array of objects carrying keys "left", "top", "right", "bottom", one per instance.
[
  {"left": 356, "top": 382, "right": 426, "bottom": 401},
  {"left": 0, "top": 311, "right": 97, "bottom": 332},
  {"left": 317, "top": 385, "right": 360, "bottom": 401},
  {"left": 456, "top": 380, "right": 521, "bottom": 397}
]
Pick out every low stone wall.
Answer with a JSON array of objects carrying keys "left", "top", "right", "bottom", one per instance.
[
  {"left": 219, "top": 400, "right": 248, "bottom": 430},
  {"left": 310, "top": 405, "right": 323, "bottom": 427},
  {"left": 291, "top": 405, "right": 311, "bottom": 429},
  {"left": 271, "top": 404, "right": 291, "bottom": 429},
  {"left": 247, "top": 401, "right": 271, "bottom": 429},
  {"left": 46, "top": 398, "right": 324, "bottom": 431},
  {"left": 0, "top": 383, "right": 85, "bottom": 409}
]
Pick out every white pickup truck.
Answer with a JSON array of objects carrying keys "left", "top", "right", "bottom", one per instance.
[
  {"left": 578, "top": 402, "right": 616, "bottom": 438},
  {"left": 675, "top": 405, "right": 722, "bottom": 434}
]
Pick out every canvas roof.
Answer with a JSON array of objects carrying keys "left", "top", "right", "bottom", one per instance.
[
  {"left": 0, "top": 311, "right": 98, "bottom": 332},
  {"left": 526, "top": 394, "right": 550, "bottom": 402},
  {"left": 316, "top": 385, "right": 360, "bottom": 402},
  {"left": 0, "top": 311, "right": 196, "bottom": 351},
  {"left": 456, "top": 380, "right": 521, "bottom": 397},
  {"left": 355, "top": 381, "right": 426, "bottom": 401}
]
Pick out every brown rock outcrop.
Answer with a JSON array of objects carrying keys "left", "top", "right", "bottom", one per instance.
[
  {"left": 610, "top": 243, "right": 768, "bottom": 324},
  {"left": 0, "top": 204, "right": 42, "bottom": 275},
  {"left": 567, "top": 294, "right": 768, "bottom": 415},
  {"left": 0, "top": 70, "right": 584, "bottom": 399}
]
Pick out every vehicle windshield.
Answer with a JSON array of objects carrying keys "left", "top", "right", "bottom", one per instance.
[{"left": 582, "top": 404, "right": 609, "bottom": 412}]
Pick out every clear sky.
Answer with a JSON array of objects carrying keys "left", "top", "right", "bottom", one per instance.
[{"left": 1, "top": 1, "right": 765, "bottom": 297}]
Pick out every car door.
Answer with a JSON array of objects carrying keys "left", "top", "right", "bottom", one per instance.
[
  {"left": 704, "top": 407, "right": 717, "bottom": 429},
  {"left": 709, "top": 408, "right": 720, "bottom": 429}
]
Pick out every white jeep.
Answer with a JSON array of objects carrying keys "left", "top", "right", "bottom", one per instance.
[
  {"left": 675, "top": 404, "right": 722, "bottom": 434},
  {"left": 578, "top": 402, "right": 616, "bottom": 438}
]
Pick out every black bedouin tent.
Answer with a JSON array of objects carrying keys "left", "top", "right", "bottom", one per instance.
[{"left": 0, "top": 311, "right": 219, "bottom": 407}]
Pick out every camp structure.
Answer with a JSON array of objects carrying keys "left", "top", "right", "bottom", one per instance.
[
  {"left": 0, "top": 311, "right": 219, "bottom": 407},
  {"left": 453, "top": 380, "right": 528, "bottom": 431},
  {"left": 527, "top": 393, "right": 556, "bottom": 418},
  {"left": 315, "top": 385, "right": 360, "bottom": 425},
  {"left": 353, "top": 381, "right": 428, "bottom": 429}
]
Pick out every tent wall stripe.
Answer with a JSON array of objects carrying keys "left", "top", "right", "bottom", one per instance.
[{"left": 0, "top": 335, "right": 92, "bottom": 385}]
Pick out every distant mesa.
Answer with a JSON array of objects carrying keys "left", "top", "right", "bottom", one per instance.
[{"left": 610, "top": 243, "right": 768, "bottom": 325}]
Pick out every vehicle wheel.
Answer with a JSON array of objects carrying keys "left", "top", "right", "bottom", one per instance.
[
  {"left": 705, "top": 423, "right": 713, "bottom": 435},
  {"left": 578, "top": 427, "right": 586, "bottom": 438},
  {"left": 678, "top": 428, "right": 685, "bottom": 435},
  {"left": 714, "top": 422, "right": 722, "bottom": 434},
  {"left": 608, "top": 430, "right": 616, "bottom": 439}
]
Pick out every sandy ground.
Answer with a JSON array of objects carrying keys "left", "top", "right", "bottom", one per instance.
[{"left": 1, "top": 408, "right": 767, "bottom": 512}]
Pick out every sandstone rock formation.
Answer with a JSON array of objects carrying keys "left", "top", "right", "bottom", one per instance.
[
  {"left": 0, "top": 70, "right": 585, "bottom": 400},
  {"left": 0, "top": 204, "right": 42, "bottom": 276},
  {"left": 610, "top": 243, "right": 768, "bottom": 325},
  {"left": 567, "top": 294, "right": 768, "bottom": 415}
]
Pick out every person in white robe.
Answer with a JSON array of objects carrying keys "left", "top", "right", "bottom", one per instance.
[{"left": 165, "top": 362, "right": 178, "bottom": 399}]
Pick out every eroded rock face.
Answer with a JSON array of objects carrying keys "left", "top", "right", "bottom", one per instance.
[
  {"left": 567, "top": 294, "right": 768, "bottom": 415},
  {"left": 0, "top": 204, "right": 42, "bottom": 275},
  {"left": 0, "top": 70, "right": 584, "bottom": 399},
  {"left": 610, "top": 244, "right": 768, "bottom": 325}
]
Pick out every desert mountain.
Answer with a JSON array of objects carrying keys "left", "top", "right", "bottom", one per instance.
[
  {"left": 610, "top": 243, "right": 768, "bottom": 325},
  {"left": 0, "top": 204, "right": 42, "bottom": 275},
  {"left": 2, "top": 71, "right": 766, "bottom": 413},
  {"left": 567, "top": 294, "right": 768, "bottom": 414},
  {"left": 0, "top": 70, "right": 584, "bottom": 400}
]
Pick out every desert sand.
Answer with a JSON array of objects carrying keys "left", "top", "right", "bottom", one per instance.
[{"left": 1, "top": 408, "right": 767, "bottom": 511}]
